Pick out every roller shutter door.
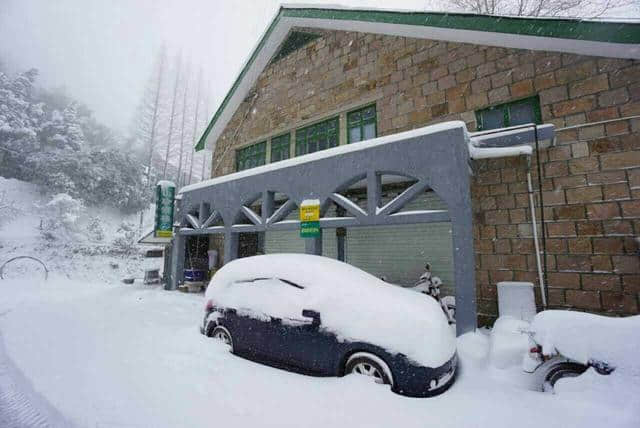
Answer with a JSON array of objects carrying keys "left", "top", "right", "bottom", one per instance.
[
  {"left": 265, "top": 208, "right": 337, "bottom": 259},
  {"left": 345, "top": 192, "right": 454, "bottom": 295}
]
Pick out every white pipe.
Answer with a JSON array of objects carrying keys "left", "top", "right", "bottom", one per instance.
[
  {"left": 527, "top": 170, "right": 547, "bottom": 309},
  {"left": 470, "top": 142, "right": 548, "bottom": 309},
  {"left": 468, "top": 144, "right": 532, "bottom": 159}
]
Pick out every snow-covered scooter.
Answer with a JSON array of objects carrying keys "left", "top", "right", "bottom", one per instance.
[
  {"left": 523, "top": 332, "right": 615, "bottom": 392},
  {"left": 410, "top": 263, "right": 456, "bottom": 325}
]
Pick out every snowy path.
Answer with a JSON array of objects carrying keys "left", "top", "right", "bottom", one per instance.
[
  {"left": 0, "top": 330, "right": 71, "bottom": 428},
  {"left": 0, "top": 276, "right": 638, "bottom": 428}
]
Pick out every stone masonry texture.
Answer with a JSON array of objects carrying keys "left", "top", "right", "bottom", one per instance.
[{"left": 211, "top": 29, "right": 640, "bottom": 325}]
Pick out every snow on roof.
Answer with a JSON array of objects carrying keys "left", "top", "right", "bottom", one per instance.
[
  {"left": 205, "top": 254, "right": 456, "bottom": 367},
  {"left": 195, "top": 5, "right": 640, "bottom": 152},
  {"left": 182, "top": 121, "right": 466, "bottom": 195}
]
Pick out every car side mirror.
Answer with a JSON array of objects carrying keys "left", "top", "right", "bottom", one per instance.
[{"left": 302, "top": 309, "right": 321, "bottom": 327}]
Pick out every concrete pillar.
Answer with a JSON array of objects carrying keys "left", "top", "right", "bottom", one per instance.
[
  {"left": 199, "top": 202, "right": 210, "bottom": 224},
  {"left": 224, "top": 230, "right": 239, "bottom": 263},
  {"left": 304, "top": 231, "right": 323, "bottom": 256},
  {"left": 452, "top": 202, "right": 477, "bottom": 336},
  {"left": 168, "top": 233, "right": 185, "bottom": 290}
]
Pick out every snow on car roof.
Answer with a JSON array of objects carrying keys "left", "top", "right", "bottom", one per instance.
[{"left": 206, "top": 254, "right": 456, "bottom": 367}]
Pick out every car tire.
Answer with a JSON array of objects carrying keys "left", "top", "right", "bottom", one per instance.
[
  {"left": 211, "top": 326, "right": 234, "bottom": 352},
  {"left": 345, "top": 352, "right": 394, "bottom": 386},
  {"left": 542, "top": 361, "right": 588, "bottom": 393}
]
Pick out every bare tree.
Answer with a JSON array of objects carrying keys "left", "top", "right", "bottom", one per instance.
[
  {"left": 161, "top": 52, "right": 182, "bottom": 180},
  {"left": 186, "top": 68, "right": 203, "bottom": 186},
  {"left": 446, "top": 0, "right": 629, "bottom": 17},
  {"left": 144, "top": 46, "right": 166, "bottom": 179},
  {"left": 175, "top": 61, "right": 191, "bottom": 187},
  {"left": 200, "top": 81, "right": 212, "bottom": 182},
  {"left": 131, "top": 45, "right": 167, "bottom": 233}
]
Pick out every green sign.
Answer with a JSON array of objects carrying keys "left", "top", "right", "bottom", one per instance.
[
  {"left": 300, "top": 221, "right": 320, "bottom": 238},
  {"left": 154, "top": 181, "right": 175, "bottom": 238}
]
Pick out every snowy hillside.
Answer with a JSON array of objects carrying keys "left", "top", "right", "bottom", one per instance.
[{"left": 0, "top": 176, "right": 158, "bottom": 284}]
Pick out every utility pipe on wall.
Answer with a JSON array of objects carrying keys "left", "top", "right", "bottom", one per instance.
[
  {"left": 469, "top": 126, "right": 551, "bottom": 310},
  {"left": 526, "top": 165, "right": 547, "bottom": 309}
]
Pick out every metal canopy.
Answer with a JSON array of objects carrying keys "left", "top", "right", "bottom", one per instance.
[{"left": 174, "top": 121, "right": 476, "bottom": 335}]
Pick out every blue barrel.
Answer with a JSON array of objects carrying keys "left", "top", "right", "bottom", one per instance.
[{"left": 184, "top": 269, "right": 206, "bottom": 282}]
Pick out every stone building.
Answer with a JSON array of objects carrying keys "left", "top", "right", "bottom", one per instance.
[{"left": 192, "top": 6, "right": 640, "bottom": 324}]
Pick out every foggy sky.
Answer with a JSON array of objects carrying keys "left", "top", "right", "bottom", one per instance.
[{"left": 0, "top": 0, "right": 636, "bottom": 135}]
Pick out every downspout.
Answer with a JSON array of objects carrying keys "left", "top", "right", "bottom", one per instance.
[
  {"left": 526, "top": 157, "right": 547, "bottom": 308},
  {"left": 469, "top": 128, "right": 549, "bottom": 309}
]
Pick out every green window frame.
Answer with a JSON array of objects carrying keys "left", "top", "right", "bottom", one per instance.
[
  {"left": 347, "top": 104, "right": 377, "bottom": 143},
  {"left": 236, "top": 141, "right": 266, "bottom": 171},
  {"left": 270, "top": 133, "right": 291, "bottom": 163},
  {"left": 295, "top": 117, "right": 339, "bottom": 156},
  {"left": 475, "top": 96, "right": 542, "bottom": 131}
]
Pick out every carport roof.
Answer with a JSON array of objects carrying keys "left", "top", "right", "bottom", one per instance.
[{"left": 195, "top": 5, "right": 640, "bottom": 152}]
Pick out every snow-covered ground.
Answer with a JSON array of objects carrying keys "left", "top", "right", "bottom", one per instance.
[
  {"left": 0, "top": 275, "right": 637, "bottom": 428},
  {"left": 1, "top": 177, "right": 638, "bottom": 427}
]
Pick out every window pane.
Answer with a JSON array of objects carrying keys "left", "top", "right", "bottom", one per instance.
[
  {"left": 481, "top": 108, "right": 504, "bottom": 130},
  {"left": 509, "top": 103, "right": 536, "bottom": 126},
  {"left": 349, "top": 127, "right": 361, "bottom": 143},
  {"left": 296, "top": 117, "right": 339, "bottom": 155},
  {"left": 363, "top": 106, "right": 375, "bottom": 120},
  {"left": 236, "top": 141, "right": 266, "bottom": 171},
  {"left": 363, "top": 123, "right": 376, "bottom": 140},
  {"left": 318, "top": 136, "right": 327, "bottom": 151},
  {"left": 271, "top": 134, "right": 290, "bottom": 163},
  {"left": 347, "top": 105, "right": 376, "bottom": 144}
]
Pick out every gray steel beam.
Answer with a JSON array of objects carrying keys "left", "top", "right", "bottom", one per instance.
[{"left": 177, "top": 122, "right": 478, "bottom": 335}]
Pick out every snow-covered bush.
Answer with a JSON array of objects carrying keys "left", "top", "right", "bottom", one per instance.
[
  {"left": 0, "top": 190, "right": 18, "bottom": 227},
  {"left": 111, "top": 222, "right": 138, "bottom": 255},
  {"left": 41, "top": 193, "right": 84, "bottom": 240},
  {"left": 86, "top": 215, "right": 105, "bottom": 242}
]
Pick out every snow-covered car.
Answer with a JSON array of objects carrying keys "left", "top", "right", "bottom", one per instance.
[{"left": 200, "top": 254, "right": 457, "bottom": 397}]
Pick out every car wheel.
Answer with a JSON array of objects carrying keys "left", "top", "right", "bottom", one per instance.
[
  {"left": 345, "top": 352, "right": 394, "bottom": 386},
  {"left": 542, "top": 361, "right": 588, "bottom": 393},
  {"left": 211, "top": 326, "right": 234, "bottom": 352}
]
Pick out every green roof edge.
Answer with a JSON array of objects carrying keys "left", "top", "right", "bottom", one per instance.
[
  {"left": 195, "top": 7, "right": 640, "bottom": 152},
  {"left": 195, "top": 8, "right": 285, "bottom": 151}
]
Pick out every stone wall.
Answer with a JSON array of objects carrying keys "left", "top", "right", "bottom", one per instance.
[{"left": 211, "top": 28, "right": 640, "bottom": 323}]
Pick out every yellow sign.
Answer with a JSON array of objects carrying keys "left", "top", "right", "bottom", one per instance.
[{"left": 299, "top": 199, "right": 320, "bottom": 222}]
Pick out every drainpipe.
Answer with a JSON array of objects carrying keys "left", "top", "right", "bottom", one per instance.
[
  {"left": 526, "top": 157, "right": 547, "bottom": 309},
  {"left": 469, "top": 125, "right": 552, "bottom": 310}
]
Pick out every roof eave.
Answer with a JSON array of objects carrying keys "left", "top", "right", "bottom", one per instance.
[{"left": 195, "top": 6, "right": 640, "bottom": 152}]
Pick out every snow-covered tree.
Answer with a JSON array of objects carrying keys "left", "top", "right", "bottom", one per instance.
[
  {"left": 41, "top": 193, "right": 84, "bottom": 240},
  {"left": 0, "top": 68, "right": 42, "bottom": 178}
]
